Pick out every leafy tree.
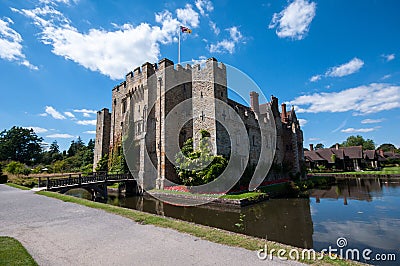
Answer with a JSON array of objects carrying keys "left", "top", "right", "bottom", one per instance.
[
  {"left": 377, "top": 143, "right": 397, "bottom": 152},
  {"left": 41, "top": 140, "right": 63, "bottom": 164},
  {"left": 315, "top": 143, "right": 324, "bottom": 150},
  {"left": 341, "top": 135, "right": 375, "bottom": 150},
  {"left": 0, "top": 126, "right": 43, "bottom": 164},
  {"left": 67, "top": 137, "right": 85, "bottom": 157},
  {"left": 175, "top": 130, "right": 228, "bottom": 186},
  {"left": 53, "top": 160, "right": 67, "bottom": 173},
  {"left": 95, "top": 154, "right": 109, "bottom": 172}
]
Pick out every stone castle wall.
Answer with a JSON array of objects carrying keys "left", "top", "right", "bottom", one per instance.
[{"left": 93, "top": 57, "right": 304, "bottom": 189}]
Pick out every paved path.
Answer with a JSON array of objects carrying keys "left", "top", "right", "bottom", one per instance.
[{"left": 0, "top": 185, "right": 303, "bottom": 266}]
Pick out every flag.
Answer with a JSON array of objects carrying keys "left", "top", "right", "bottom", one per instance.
[{"left": 180, "top": 26, "right": 192, "bottom": 34}]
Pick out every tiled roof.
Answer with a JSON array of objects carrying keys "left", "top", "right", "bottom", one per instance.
[
  {"left": 304, "top": 150, "right": 325, "bottom": 162},
  {"left": 364, "top": 150, "right": 376, "bottom": 160},
  {"left": 304, "top": 146, "right": 363, "bottom": 162},
  {"left": 342, "top": 146, "right": 363, "bottom": 159}
]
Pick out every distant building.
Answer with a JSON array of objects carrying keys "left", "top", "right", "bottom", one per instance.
[{"left": 304, "top": 144, "right": 387, "bottom": 171}]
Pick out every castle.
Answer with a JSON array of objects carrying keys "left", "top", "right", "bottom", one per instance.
[{"left": 93, "top": 57, "right": 304, "bottom": 190}]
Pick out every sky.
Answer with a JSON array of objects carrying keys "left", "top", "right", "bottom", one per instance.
[{"left": 0, "top": 0, "right": 399, "bottom": 151}]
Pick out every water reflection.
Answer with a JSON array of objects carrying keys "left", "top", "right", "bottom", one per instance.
[
  {"left": 108, "top": 193, "right": 314, "bottom": 249},
  {"left": 69, "top": 177, "right": 400, "bottom": 265},
  {"left": 310, "top": 178, "right": 400, "bottom": 265}
]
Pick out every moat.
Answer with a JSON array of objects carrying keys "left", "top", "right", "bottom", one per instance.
[{"left": 67, "top": 178, "right": 400, "bottom": 265}]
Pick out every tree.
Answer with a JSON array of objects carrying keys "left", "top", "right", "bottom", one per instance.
[
  {"left": 341, "top": 135, "right": 375, "bottom": 150},
  {"left": 315, "top": 143, "right": 324, "bottom": 150},
  {"left": 175, "top": 130, "right": 228, "bottom": 186},
  {"left": 0, "top": 126, "right": 43, "bottom": 164},
  {"left": 95, "top": 154, "right": 109, "bottom": 172},
  {"left": 67, "top": 137, "right": 85, "bottom": 157},
  {"left": 377, "top": 143, "right": 397, "bottom": 152}
]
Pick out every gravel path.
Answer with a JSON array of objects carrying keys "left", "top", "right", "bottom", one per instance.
[{"left": 0, "top": 185, "right": 303, "bottom": 266}]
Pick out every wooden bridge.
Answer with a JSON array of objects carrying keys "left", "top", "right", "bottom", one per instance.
[{"left": 38, "top": 172, "right": 141, "bottom": 201}]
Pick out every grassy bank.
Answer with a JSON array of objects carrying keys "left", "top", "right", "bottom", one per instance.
[
  {"left": 312, "top": 166, "right": 400, "bottom": 176},
  {"left": 5, "top": 182, "right": 32, "bottom": 190},
  {"left": 0, "top": 237, "right": 37, "bottom": 266},
  {"left": 36, "top": 190, "right": 358, "bottom": 265}
]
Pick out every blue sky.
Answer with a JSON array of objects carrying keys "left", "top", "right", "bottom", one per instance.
[{"left": 0, "top": 0, "right": 399, "bottom": 151}]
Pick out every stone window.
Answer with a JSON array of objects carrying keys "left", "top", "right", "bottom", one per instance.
[
  {"left": 122, "top": 99, "right": 127, "bottom": 114},
  {"left": 200, "top": 91, "right": 203, "bottom": 98},
  {"left": 252, "top": 135, "right": 255, "bottom": 146}
]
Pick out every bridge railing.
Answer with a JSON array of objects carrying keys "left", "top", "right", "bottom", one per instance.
[{"left": 38, "top": 172, "right": 134, "bottom": 190}]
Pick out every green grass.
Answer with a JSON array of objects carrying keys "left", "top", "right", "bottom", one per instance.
[
  {"left": 220, "top": 192, "right": 265, "bottom": 200},
  {"left": 107, "top": 183, "right": 119, "bottom": 188},
  {"left": 5, "top": 183, "right": 31, "bottom": 190},
  {"left": 36, "top": 190, "right": 360, "bottom": 265},
  {"left": 333, "top": 166, "right": 400, "bottom": 175},
  {"left": 0, "top": 237, "right": 37, "bottom": 266}
]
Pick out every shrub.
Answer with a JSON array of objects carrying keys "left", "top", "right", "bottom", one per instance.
[
  {"left": 4, "top": 161, "right": 31, "bottom": 176},
  {"left": 175, "top": 131, "right": 228, "bottom": 186}
]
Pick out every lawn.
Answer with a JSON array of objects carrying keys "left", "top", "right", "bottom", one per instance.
[
  {"left": 5, "top": 183, "right": 32, "bottom": 190},
  {"left": 334, "top": 166, "right": 400, "bottom": 175},
  {"left": 0, "top": 237, "right": 37, "bottom": 266}
]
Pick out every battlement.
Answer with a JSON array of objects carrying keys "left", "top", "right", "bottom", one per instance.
[{"left": 192, "top": 57, "right": 226, "bottom": 72}]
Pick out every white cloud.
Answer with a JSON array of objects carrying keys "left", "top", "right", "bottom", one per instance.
[
  {"left": 45, "top": 106, "right": 66, "bottom": 119},
  {"left": 361, "top": 118, "right": 384, "bottom": 124},
  {"left": 298, "top": 118, "right": 308, "bottom": 126},
  {"left": 46, "top": 133, "right": 75, "bottom": 138},
  {"left": 64, "top": 111, "right": 75, "bottom": 118},
  {"left": 325, "top": 58, "right": 364, "bottom": 77},
  {"left": 83, "top": 113, "right": 91, "bottom": 117},
  {"left": 73, "top": 108, "right": 97, "bottom": 114},
  {"left": 0, "top": 17, "right": 37, "bottom": 69},
  {"left": 83, "top": 130, "right": 96, "bottom": 134},
  {"left": 39, "top": 113, "right": 48, "bottom": 117},
  {"left": 176, "top": 4, "right": 199, "bottom": 28},
  {"left": 382, "top": 53, "right": 395, "bottom": 62},
  {"left": 24, "top": 126, "right": 48, "bottom": 133},
  {"left": 76, "top": 120, "right": 96, "bottom": 125},
  {"left": 14, "top": 5, "right": 183, "bottom": 80},
  {"left": 208, "top": 26, "right": 243, "bottom": 54},
  {"left": 228, "top": 26, "right": 242, "bottom": 42},
  {"left": 341, "top": 127, "right": 380, "bottom": 133},
  {"left": 269, "top": 0, "right": 316, "bottom": 40},
  {"left": 309, "top": 74, "right": 321, "bottom": 82},
  {"left": 195, "top": 0, "right": 214, "bottom": 16},
  {"left": 209, "top": 21, "right": 220, "bottom": 35},
  {"left": 39, "top": 0, "right": 77, "bottom": 5},
  {"left": 381, "top": 74, "right": 392, "bottom": 80},
  {"left": 209, "top": 40, "right": 235, "bottom": 54},
  {"left": 290, "top": 83, "right": 400, "bottom": 115},
  {"left": 308, "top": 137, "right": 320, "bottom": 141}
]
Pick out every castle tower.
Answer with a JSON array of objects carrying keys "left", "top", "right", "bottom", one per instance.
[
  {"left": 93, "top": 108, "right": 111, "bottom": 171},
  {"left": 192, "top": 57, "right": 227, "bottom": 155},
  {"left": 155, "top": 58, "right": 193, "bottom": 189}
]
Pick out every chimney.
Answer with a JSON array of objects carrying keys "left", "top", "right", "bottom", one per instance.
[
  {"left": 379, "top": 149, "right": 384, "bottom": 157},
  {"left": 310, "top": 144, "right": 314, "bottom": 151},
  {"left": 335, "top": 143, "right": 339, "bottom": 150},
  {"left": 250, "top": 91, "right": 260, "bottom": 113},
  {"left": 281, "top": 103, "right": 288, "bottom": 123}
]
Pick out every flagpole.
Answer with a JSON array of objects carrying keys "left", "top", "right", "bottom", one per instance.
[{"left": 178, "top": 27, "right": 181, "bottom": 64}]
